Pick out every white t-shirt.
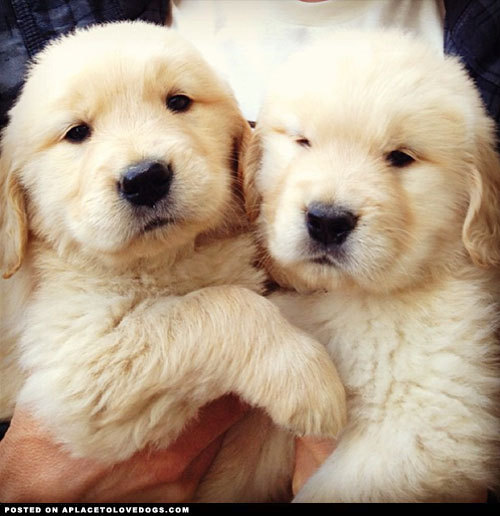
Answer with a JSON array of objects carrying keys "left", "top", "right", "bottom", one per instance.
[{"left": 170, "top": 0, "right": 445, "bottom": 121}]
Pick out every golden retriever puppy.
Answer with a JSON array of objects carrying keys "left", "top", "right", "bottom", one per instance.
[
  {"left": 244, "top": 31, "right": 500, "bottom": 502},
  {"left": 0, "top": 21, "right": 346, "bottom": 501}
]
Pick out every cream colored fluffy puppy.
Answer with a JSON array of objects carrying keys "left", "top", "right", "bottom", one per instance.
[
  {"left": 0, "top": 21, "right": 346, "bottom": 501},
  {"left": 244, "top": 31, "right": 500, "bottom": 502}
]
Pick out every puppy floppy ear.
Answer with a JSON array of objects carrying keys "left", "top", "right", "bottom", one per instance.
[
  {"left": 0, "top": 144, "right": 28, "bottom": 279},
  {"left": 462, "top": 124, "right": 500, "bottom": 268},
  {"left": 240, "top": 127, "right": 264, "bottom": 223}
]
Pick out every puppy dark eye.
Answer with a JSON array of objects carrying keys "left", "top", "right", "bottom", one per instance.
[
  {"left": 296, "top": 137, "right": 311, "bottom": 148},
  {"left": 167, "top": 94, "right": 192, "bottom": 113},
  {"left": 64, "top": 124, "right": 91, "bottom": 143},
  {"left": 386, "top": 150, "right": 415, "bottom": 168}
]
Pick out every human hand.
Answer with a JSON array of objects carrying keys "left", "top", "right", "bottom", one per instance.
[
  {"left": 0, "top": 395, "right": 249, "bottom": 503},
  {"left": 292, "top": 436, "right": 336, "bottom": 497}
]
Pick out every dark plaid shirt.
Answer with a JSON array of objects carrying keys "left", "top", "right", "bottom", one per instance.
[{"left": 444, "top": 0, "right": 500, "bottom": 146}]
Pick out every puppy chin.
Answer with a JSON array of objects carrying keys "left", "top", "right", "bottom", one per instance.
[
  {"left": 269, "top": 235, "right": 394, "bottom": 295},
  {"left": 278, "top": 260, "right": 349, "bottom": 293},
  {"left": 102, "top": 226, "right": 195, "bottom": 267},
  {"left": 267, "top": 241, "right": 347, "bottom": 292},
  {"left": 125, "top": 207, "right": 224, "bottom": 257}
]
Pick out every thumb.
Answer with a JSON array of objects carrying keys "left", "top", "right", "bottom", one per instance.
[{"left": 292, "top": 436, "right": 336, "bottom": 496}]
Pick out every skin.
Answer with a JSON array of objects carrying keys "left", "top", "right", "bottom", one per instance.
[
  {"left": 292, "top": 437, "right": 337, "bottom": 497},
  {"left": 0, "top": 396, "right": 333, "bottom": 502},
  {"left": 0, "top": 396, "right": 247, "bottom": 502}
]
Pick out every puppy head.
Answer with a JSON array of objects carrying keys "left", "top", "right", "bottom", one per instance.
[
  {"left": 0, "top": 21, "right": 250, "bottom": 277},
  {"left": 245, "top": 31, "right": 500, "bottom": 294}
]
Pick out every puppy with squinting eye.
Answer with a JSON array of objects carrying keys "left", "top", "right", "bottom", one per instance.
[
  {"left": 0, "top": 21, "right": 346, "bottom": 501},
  {"left": 244, "top": 31, "right": 500, "bottom": 502}
]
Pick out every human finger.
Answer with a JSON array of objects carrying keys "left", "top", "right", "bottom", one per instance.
[{"left": 292, "top": 436, "right": 336, "bottom": 496}]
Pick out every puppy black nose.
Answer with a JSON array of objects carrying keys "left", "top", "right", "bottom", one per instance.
[
  {"left": 306, "top": 204, "right": 357, "bottom": 247},
  {"left": 119, "top": 161, "right": 172, "bottom": 207}
]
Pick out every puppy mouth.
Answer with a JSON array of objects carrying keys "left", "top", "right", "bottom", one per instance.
[
  {"left": 311, "top": 255, "right": 336, "bottom": 266},
  {"left": 309, "top": 253, "right": 343, "bottom": 267},
  {"left": 142, "top": 217, "right": 174, "bottom": 233},
  {"left": 130, "top": 200, "right": 181, "bottom": 234},
  {"left": 306, "top": 244, "right": 348, "bottom": 267}
]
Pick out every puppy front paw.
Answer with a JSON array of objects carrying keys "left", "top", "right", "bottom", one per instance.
[{"left": 265, "top": 334, "right": 346, "bottom": 438}]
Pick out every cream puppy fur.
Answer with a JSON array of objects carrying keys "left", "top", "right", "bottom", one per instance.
[
  {"left": 244, "top": 31, "right": 500, "bottom": 502},
  {"left": 0, "top": 22, "right": 346, "bottom": 501}
]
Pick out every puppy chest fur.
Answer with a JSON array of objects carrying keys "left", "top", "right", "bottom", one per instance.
[{"left": 273, "top": 276, "right": 500, "bottom": 501}]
